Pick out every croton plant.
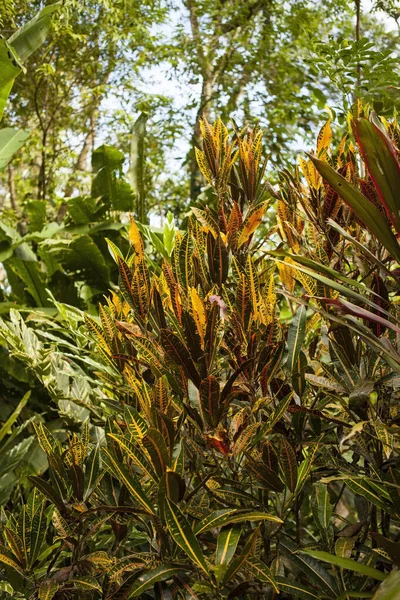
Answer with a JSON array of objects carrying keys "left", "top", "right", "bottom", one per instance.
[{"left": 1, "top": 110, "right": 400, "bottom": 599}]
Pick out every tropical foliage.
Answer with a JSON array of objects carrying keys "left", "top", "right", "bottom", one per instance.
[
  {"left": 1, "top": 111, "right": 400, "bottom": 598},
  {"left": 2, "top": 2, "right": 400, "bottom": 600}
]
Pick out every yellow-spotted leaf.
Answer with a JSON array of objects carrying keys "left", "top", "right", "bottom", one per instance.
[
  {"left": 38, "top": 581, "right": 59, "bottom": 600},
  {"left": 237, "top": 201, "right": 268, "bottom": 247},
  {"left": 70, "top": 576, "right": 102, "bottom": 592}
]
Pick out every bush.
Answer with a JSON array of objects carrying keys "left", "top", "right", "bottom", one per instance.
[{"left": 1, "top": 114, "right": 400, "bottom": 599}]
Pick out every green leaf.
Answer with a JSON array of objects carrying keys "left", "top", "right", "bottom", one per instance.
[
  {"left": 287, "top": 305, "right": 307, "bottom": 376},
  {"left": 8, "top": 3, "right": 60, "bottom": 62},
  {"left": 245, "top": 556, "right": 279, "bottom": 592},
  {"left": 336, "top": 593, "right": 373, "bottom": 600},
  {"left": 372, "top": 570, "right": 400, "bottom": 600},
  {"left": 38, "top": 581, "right": 59, "bottom": 600},
  {"left": 142, "top": 428, "right": 170, "bottom": 478},
  {"left": 252, "top": 393, "right": 292, "bottom": 445},
  {"left": 29, "top": 500, "right": 47, "bottom": 568},
  {"left": 84, "top": 444, "right": 101, "bottom": 501},
  {"left": 311, "top": 483, "right": 332, "bottom": 530},
  {"left": 158, "top": 470, "right": 184, "bottom": 522},
  {"left": 215, "top": 526, "right": 241, "bottom": 580},
  {"left": 8, "top": 258, "right": 49, "bottom": 306},
  {"left": 129, "top": 112, "right": 148, "bottom": 223},
  {"left": 308, "top": 154, "right": 400, "bottom": 263},
  {"left": 279, "top": 437, "right": 298, "bottom": 493},
  {"left": 195, "top": 509, "right": 282, "bottom": 535},
  {"left": 46, "top": 235, "right": 110, "bottom": 285},
  {"left": 163, "top": 212, "right": 176, "bottom": 256},
  {"left": 0, "top": 3, "right": 59, "bottom": 120},
  {"left": 355, "top": 118, "right": 400, "bottom": 235},
  {"left": 164, "top": 498, "right": 209, "bottom": 574},
  {"left": 199, "top": 375, "right": 220, "bottom": 428},
  {"left": 69, "top": 576, "right": 102, "bottom": 592},
  {"left": 0, "top": 128, "right": 29, "bottom": 170},
  {"left": 0, "top": 543, "right": 23, "bottom": 574},
  {"left": 281, "top": 540, "right": 339, "bottom": 595},
  {"left": 92, "top": 144, "right": 134, "bottom": 211},
  {"left": 222, "top": 526, "right": 259, "bottom": 584},
  {"left": 0, "top": 40, "right": 22, "bottom": 121},
  {"left": 275, "top": 576, "right": 319, "bottom": 600},
  {"left": 344, "top": 477, "right": 387, "bottom": 511},
  {"left": 28, "top": 476, "right": 65, "bottom": 514},
  {"left": 300, "top": 550, "right": 387, "bottom": 581},
  {"left": 102, "top": 449, "right": 155, "bottom": 514},
  {"left": 0, "top": 391, "right": 30, "bottom": 442},
  {"left": 127, "top": 564, "right": 183, "bottom": 598},
  {"left": 107, "top": 434, "right": 157, "bottom": 484}
]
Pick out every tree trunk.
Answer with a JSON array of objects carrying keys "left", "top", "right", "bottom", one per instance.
[
  {"left": 57, "top": 107, "right": 99, "bottom": 223},
  {"left": 8, "top": 164, "right": 17, "bottom": 211}
]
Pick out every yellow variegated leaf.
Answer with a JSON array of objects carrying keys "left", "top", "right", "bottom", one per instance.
[
  {"left": 278, "top": 258, "right": 296, "bottom": 293},
  {"left": 0, "top": 547, "right": 23, "bottom": 574},
  {"left": 33, "top": 422, "right": 57, "bottom": 456},
  {"left": 190, "top": 287, "right": 206, "bottom": 344},
  {"left": 191, "top": 207, "right": 219, "bottom": 236},
  {"left": 276, "top": 200, "right": 300, "bottom": 252},
  {"left": 123, "top": 365, "right": 152, "bottom": 416},
  {"left": 195, "top": 147, "right": 213, "bottom": 185},
  {"left": 82, "top": 551, "right": 114, "bottom": 570},
  {"left": 317, "top": 120, "right": 332, "bottom": 156},
  {"left": 246, "top": 255, "right": 260, "bottom": 319},
  {"left": 374, "top": 420, "right": 394, "bottom": 460},
  {"left": 128, "top": 216, "right": 144, "bottom": 258},
  {"left": 38, "top": 581, "right": 59, "bottom": 600},
  {"left": 237, "top": 201, "right": 268, "bottom": 247},
  {"left": 84, "top": 314, "right": 111, "bottom": 355}
]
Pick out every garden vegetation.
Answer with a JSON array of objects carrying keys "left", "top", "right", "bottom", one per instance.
[{"left": 1, "top": 2, "right": 400, "bottom": 599}]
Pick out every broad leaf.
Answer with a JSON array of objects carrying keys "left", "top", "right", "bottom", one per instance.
[
  {"left": 308, "top": 154, "right": 400, "bottom": 264},
  {"left": 0, "top": 128, "right": 29, "bottom": 170}
]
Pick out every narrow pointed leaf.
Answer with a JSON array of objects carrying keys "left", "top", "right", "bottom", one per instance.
[
  {"left": 199, "top": 376, "right": 220, "bottom": 428},
  {"left": 355, "top": 118, "right": 400, "bottom": 234},
  {"left": 102, "top": 449, "right": 155, "bottom": 514},
  {"left": 160, "top": 328, "right": 201, "bottom": 387},
  {"left": 142, "top": 428, "right": 170, "bottom": 478},
  {"left": 0, "top": 128, "right": 29, "bottom": 170},
  {"left": 287, "top": 305, "right": 306, "bottom": 375},
  {"left": 38, "top": 581, "right": 59, "bottom": 600},
  {"left": 195, "top": 509, "right": 282, "bottom": 535},
  {"left": 222, "top": 526, "right": 259, "bottom": 584},
  {"left": 128, "top": 564, "right": 183, "bottom": 598},
  {"left": 164, "top": 498, "right": 209, "bottom": 574},
  {"left": 308, "top": 154, "right": 400, "bottom": 263},
  {"left": 245, "top": 556, "right": 279, "bottom": 592},
  {"left": 215, "top": 526, "right": 241, "bottom": 573},
  {"left": 300, "top": 549, "right": 387, "bottom": 581},
  {"left": 281, "top": 540, "right": 339, "bottom": 595},
  {"left": 275, "top": 577, "right": 319, "bottom": 600}
]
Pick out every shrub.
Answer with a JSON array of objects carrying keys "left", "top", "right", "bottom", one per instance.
[{"left": 1, "top": 115, "right": 400, "bottom": 599}]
